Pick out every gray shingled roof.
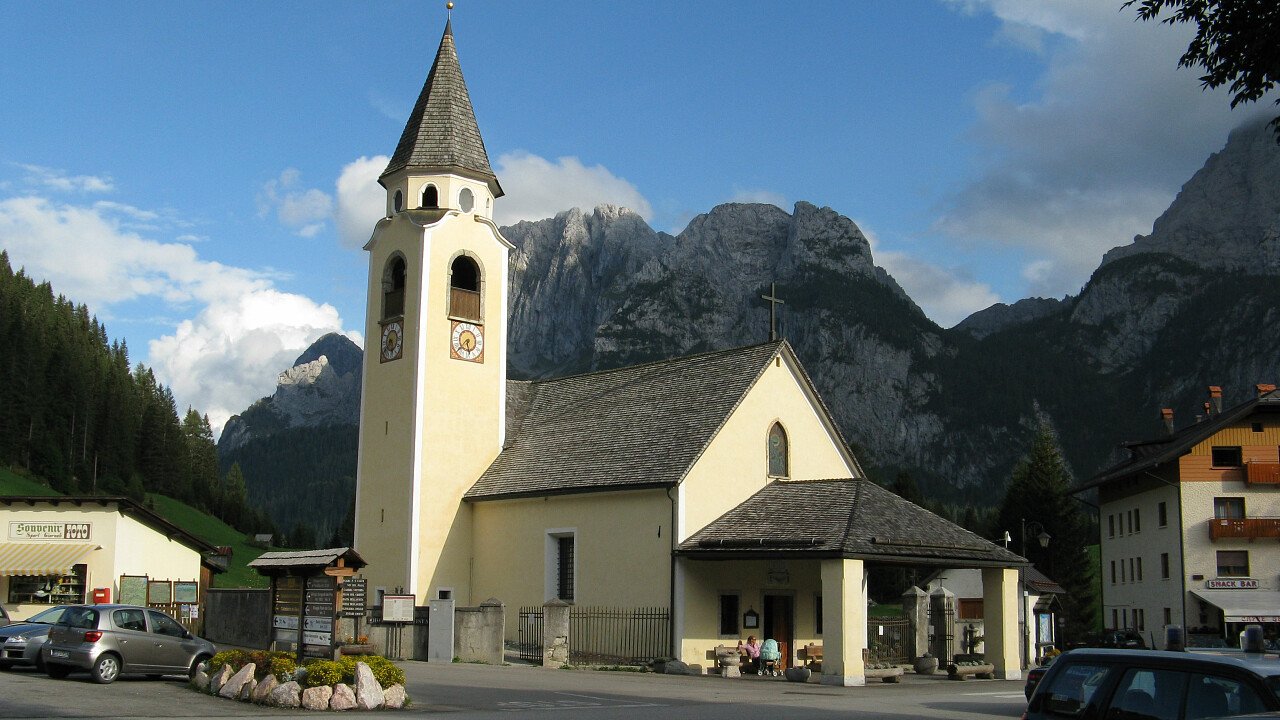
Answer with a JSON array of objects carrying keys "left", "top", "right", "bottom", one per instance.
[
  {"left": 1077, "top": 389, "right": 1280, "bottom": 493},
  {"left": 248, "top": 547, "right": 367, "bottom": 574},
  {"left": 465, "top": 342, "right": 797, "bottom": 500},
  {"left": 677, "top": 479, "right": 1026, "bottom": 567},
  {"left": 381, "top": 20, "right": 502, "bottom": 197}
]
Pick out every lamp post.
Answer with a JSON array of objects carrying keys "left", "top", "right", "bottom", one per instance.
[{"left": 1016, "top": 518, "right": 1051, "bottom": 670}]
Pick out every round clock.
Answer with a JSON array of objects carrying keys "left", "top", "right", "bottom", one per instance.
[
  {"left": 381, "top": 320, "right": 403, "bottom": 362},
  {"left": 451, "top": 321, "right": 484, "bottom": 361}
]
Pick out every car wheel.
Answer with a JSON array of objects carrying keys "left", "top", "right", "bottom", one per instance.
[
  {"left": 91, "top": 654, "right": 121, "bottom": 684},
  {"left": 34, "top": 656, "right": 45, "bottom": 673},
  {"left": 189, "top": 654, "right": 211, "bottom": 680},
  {"left": 45, "top": 662, "right": 71, "bottom": 679},
  {"left": 0, "top": 662, "right": 11, "bottom": 671}
]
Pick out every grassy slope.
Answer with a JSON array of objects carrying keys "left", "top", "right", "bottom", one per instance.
[{"left": 0, "top": 467, "right": 270, "bottom": 588}]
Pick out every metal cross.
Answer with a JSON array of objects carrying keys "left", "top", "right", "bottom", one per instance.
[{"left": 760, "top": 283, "right": 785, "bottom": 342}]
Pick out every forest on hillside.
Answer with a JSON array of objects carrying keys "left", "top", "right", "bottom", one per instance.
[{"left": 0, "top": 251, "right": 272, "bottom": 536}]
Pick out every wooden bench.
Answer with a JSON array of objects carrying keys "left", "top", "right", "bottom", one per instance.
[{"left": 801, "top": 643, "right": 823, "bottom": 671}]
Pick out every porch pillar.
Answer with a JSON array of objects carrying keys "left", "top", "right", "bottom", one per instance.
[
  {"left": 901, "top": 585, "right": 928, "bottom": 661},
  {"left": 981, "top": 567, "right": 1020, "bottom": 680},
  {"left": 820, "top": 558, "right": 866, "bottom": 686}
]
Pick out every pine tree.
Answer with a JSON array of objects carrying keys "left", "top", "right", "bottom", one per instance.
[{"left": 996, "top": 410, "right": 1099, "bottom": 644}]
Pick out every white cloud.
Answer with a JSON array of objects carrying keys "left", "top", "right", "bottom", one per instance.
[
  {"left": 334, "top": 156, "right": 388, "bottom": 249},
  {"left": 18, "top": 163, "right": 114, "bottom": 193},
  {"left": 259, "top": 168, "right": 333, "bottom": 238},
  {"left": 862, "top": 222, "right": 1000, "bottom": 328},
  {"left": 0, "top": 194, "right": 355, "bottom": 436},
  {"left": 937, "top": 0, "right": 1260, "bottom": 298},
  {"left": 493, "top": 152, "right": 652, "bottom": 225}
]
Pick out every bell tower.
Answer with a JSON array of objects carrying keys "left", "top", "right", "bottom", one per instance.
[{"left": 354, "top": 18, "right": 510, "bottom": 606}]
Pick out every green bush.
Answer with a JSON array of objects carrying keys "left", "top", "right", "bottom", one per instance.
[
  {"left": 303, "top": 659, "right": 344, "bottom": 688},
  {"left": 364, "top": 655, "right": 406, "bottom": 687},
  {"left": 207, "top": 649, "right": 296, "bottom": 682}
]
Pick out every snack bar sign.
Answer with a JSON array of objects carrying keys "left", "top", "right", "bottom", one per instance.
[{"left": 9, "top": 522, "right": 91, "bottom": 541}]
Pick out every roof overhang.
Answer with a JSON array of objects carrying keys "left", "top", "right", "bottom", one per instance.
[
  {"left": 1191, "top": 589, "right": 1280, "bottom": 623},
  {"left": 0, "top": 542, "right": 100, "bottom": 576}
]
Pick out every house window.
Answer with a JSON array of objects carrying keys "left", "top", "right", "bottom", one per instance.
[
  {"left": 1122, "top": 608, "right": 1128, "bottom": 628},
  {"left": 958, "top": 599, "right": 985, "bottom": 620},
  {"left": 448, "top": 255, "right": 481, "bottom": 321},
  {"left": 1136, "top": 609, "right": 1145, "bottom": 631},
  {"left": 6, "top": 563, "right": 87, "bottom": 605},
  {"left": 1161, "top": 553, "right": 1170, "bottom": 579},
  {"left": 1163, "top": 608, "right": 1172, "bottom": 626},
  {"left": 1111, "top": 560, "right": 1116, "bottom": 585},
  {"left": 814, "top": 594, "right": 822, "bottom": 635},
  {"left": 1129, "top": 558, "right": 1135, "bottom": 582},
  {"left": 382, "top": 256, "right": 406, "bottom": 320},
  {"left": 557, "top": 536, "right": 575, "bottom": 601},
  {"left": 1133, "top": 509, "right": 1141, "bottom": 533},
  {"left": 1158, "top": 502, "right": 1167, "bottom": 527},
  {"left": 545, "top": 530, "right": 576, "bottom": 602},
  {"left": 719, "top": 594, "right": 740, "bottom": 636},
  {"left": 1214, "top": 497, "right": 1245, "bottom": 519},
  {"left": 1217, "top": 550, "right": 1249, "bottom": 577},
  {"left": 1112, "top": 609, "right": 1119, "bottom": 629},
  {"left": 1136, "top": 557, "right": 1143, "bottom": 582},
  {"left": 421, "top": 184, "right": 438, "bottom": 209},
  {"left": 1126, "top": 510, "right": 1133, "bottom": 534},
  {"left": 767, "top": 422, "right": 789, "bottom": 477},
  {"left": 1108, "top": 514, "right": 1115, "bottom": 538},
  {"left": 1252, "top": 422, "right": 1264, "bottom": 433},
  {"left": 1212, "top": 446, "right": 1243, "bottom": 467}
]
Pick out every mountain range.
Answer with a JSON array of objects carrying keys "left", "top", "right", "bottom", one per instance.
[{"left": 220, "top": 118, "right": 1280, "bottom": 536}]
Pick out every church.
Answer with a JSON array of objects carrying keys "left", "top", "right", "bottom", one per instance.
[{"left": 352, "top": 19, "right": 1025, "bottom": 686}]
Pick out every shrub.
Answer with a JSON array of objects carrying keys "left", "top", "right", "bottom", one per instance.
[
  {"left": 303, "top": 659, "right": 344, "bottom": 688},
  {"left": 207, "top": 649, "right": 296, "bottom": 682},
  {"left": 364, "top": 655, "right": 406, "bottom": 687}
]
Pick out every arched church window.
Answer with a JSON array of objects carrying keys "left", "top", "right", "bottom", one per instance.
[
  {"left": 421, "top": 185, "right": 439, "bottom": 209},
  {"left": 449, "top": 255, "right": 481, "bottom": 321},
  {"left": 767, "top": 422, "right": 789, "bottom": 478},
  {"left": 383, "top": 256, "right": 406, "bottom": 319},
  {"left": 393, "top": 190, "right": 403, "bottom": 213}
]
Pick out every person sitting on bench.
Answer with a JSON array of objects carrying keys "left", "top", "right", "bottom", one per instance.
[{"left": 738, "top": 635, "right": 761, "bottom": 673}]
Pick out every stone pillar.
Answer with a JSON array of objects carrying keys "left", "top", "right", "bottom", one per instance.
[
  {"left": 901, "top": 586, "right": 929, "bottom": 661},
  {"left": 427, "top": 599, "right": 454, "bottom": 662},
  {"left": 982, "top": 567, "right": 1021, "bottom": 681},
  {"left": 930, "top": 586, "right": 955, "bottom": 662},
  {"left": 542, "top": 599, "right": 570, "bottom": 668},
  {"left": 820, "top": 558, "right": 866, "bottom": 686},
  {"left": 478, "top": 598, "right": 505, "bottom": 665}
]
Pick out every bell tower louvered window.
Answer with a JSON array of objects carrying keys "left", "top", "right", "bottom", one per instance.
[
  {"left": 383, "top": 256, "right": 406, "bottom": 320},
  {"left": 449, "top": 256, "right": 481, "bottom": 321}
]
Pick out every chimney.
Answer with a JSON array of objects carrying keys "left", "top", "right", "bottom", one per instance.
[
  {"left": 1161, "top": 408, "right": 1175, "bottom": 435},
  {"left": 1257, "top": 383, "right": 1277, "bottom": 398},
  {"left": 1208, "top": 386, "right": 1223, "bottom": 415}
]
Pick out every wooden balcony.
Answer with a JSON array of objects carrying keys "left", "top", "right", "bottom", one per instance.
[
  {"left": 1246, "top": 462, "right": 1280, "bottom": 484},
  {"left": 1210, "top": 517, "right": 1280, "bottom": 540},
  {"left": 450, "top": 287, "right": 481, "bottom": 321}
]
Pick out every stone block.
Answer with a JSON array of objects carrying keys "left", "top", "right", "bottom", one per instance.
[
  {"left": 219, "top": 662, "right": 256, "bottom": 699},
  {"left": 301, "top": 685, "right": 333, "bottom": 711},
  {"left": 269, "top": 680, "right": 302, "bottom": 708},
  {"left": 330, "top": 683, "right": 357, "bottom": 711},
  {"left": 353, "top": 662, "right": 385, "bottom": 710},
  {"left": 383, "top": 684, "right": 407, "bottom": 709},
  {"left": 209, "top": 664, "right": 233, "bottom": 696},
  {"left": 239, "top": 677, "right": 257, "bottom": 701},
  {"left": 191, "top": 668, "right": 209, "bottom": 692},
  {"left": 252, "top": 674, "right": 279, "bottom": 704}
]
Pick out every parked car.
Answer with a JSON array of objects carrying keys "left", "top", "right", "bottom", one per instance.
[
  {"left": 0, "top": 605, "right": 71, "bottom": 671},
  {"left": 1065, "top": 629, "right": 1148, "bottom": 650},
  {"left": 1023, "top": 648, "right": 1280, "bottom": 720},
  {"left": 0, "top": 603, "right": 10, "bottom": 627},
  {"left": 41, "top": 604, "right": 215, "bottom": 684},
  {"left": 1025, "top": 655, "right": 1057, "bottom": 699}
]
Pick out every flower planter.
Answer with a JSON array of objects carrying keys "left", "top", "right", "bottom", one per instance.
[
  {"left": 913, "top": 655, "right": 938, "bottom": 675},
  {"left": 864, "top": 666, "right": 904, "bottom": 683},
  {"left": 784, "top": 667, "right": 811, "bottom": 683},
  {"left": 339, "top": 644, "right": 377, "bottom": 656},
  {"left": 948, "top": 662, "right": 996, "bottom": 680}
]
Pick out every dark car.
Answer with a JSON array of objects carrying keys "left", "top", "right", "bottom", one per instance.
[
  {"left": 0, "top": 605, "right": 70, "bottom": 671},
  {"left": 42, "top": 604, "right": 215, "bottom": 684},
  {"left": 1025, "top": 655, "right": 1057, "bottom": 699},
  {"left": 1023, "top": 649, "right": 1280, "bottom": 720},
  {"left": 0, "top": 604, "right": 10, "bottom": 627},
  {"left": 1065, "top": 630, "right": 1148, "bottom": 650}
]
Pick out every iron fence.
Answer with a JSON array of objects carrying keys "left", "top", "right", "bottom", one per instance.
[
  {"left": 867, "top": 616, "right": 910, "bottom": 664},
  {"left": 518, "top": 606, "right": 671, "bottom": 665}
]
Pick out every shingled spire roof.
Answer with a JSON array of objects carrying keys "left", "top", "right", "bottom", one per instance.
[{"left": 381, "top": 19, "right": 502, "bottom": 197}]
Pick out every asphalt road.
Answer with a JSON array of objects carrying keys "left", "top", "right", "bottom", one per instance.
[{"left": 0, "top": 661, "right": 1030, "bottom": 719}]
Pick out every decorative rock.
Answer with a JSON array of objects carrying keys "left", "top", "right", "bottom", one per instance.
[
  {"left": 209, "top": 664, "right": 233, "bottom": 696},
  {"left": 330, "top": 683, "right": 357, "bottom": 711},
  {"left": 239, "top": 677, "right": 257, "bottom": 701},
  {"left": 662, "top": 659, "right": 690, "bottom": 675},
  {"left": 353, "top": 662, "right": 385, "bottom": 710},
  {"left": 269, "top": 681, "right": 303, "bottom": 708},
  {"left": 252, "top": 674, "right": 280, "bottom": 704},
  {"left": 383, "top": 685, "right": 407, "bottom": 710},
  {"left": 784, "top": 667, "right": 811, "bottom": 683},
  {"left": 219, "top": 662, "right": 256, "bottom": 699},
  {"left": 302, "top": 685, "right": 333, "bottom": 711},
  {"left": 191, "top": 668, "right": 210, "bottom": 692}
]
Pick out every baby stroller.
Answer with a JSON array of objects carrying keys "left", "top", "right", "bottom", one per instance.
[{"left": 758, "top": 638, "right": 781, "bottom": 676}]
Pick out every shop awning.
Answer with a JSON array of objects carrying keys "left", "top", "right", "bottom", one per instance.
[
  {"left": 1191, "top": 589, "right": 1280, "bottom": 623},
  {"left": 0, "top": 542, "right": 99, "bottom": 576}
]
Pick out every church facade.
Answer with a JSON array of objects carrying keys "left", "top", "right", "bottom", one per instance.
[{"left": 353, "top": 20, "right": 1025, "bottom": 685}]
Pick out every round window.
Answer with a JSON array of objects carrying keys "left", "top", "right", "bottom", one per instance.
[
  {"left": 459, "top": 188, "right": 475, "bottom": 213},
  {"left": 393, "top": 190, "right": 403, "bottom": 213}
]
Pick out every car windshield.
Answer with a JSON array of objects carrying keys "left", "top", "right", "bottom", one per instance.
[{"left": 25, "top": 606, "right": 67, "bottom": 624}]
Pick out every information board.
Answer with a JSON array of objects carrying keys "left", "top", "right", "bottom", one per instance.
[
  {"left": 174, "top": 580, "right": 199, "bottom": 604},
  {"left": 383, "top": 594, "right": 415, "bottom": 623},
  {"left": 118, "top": 575, "right": 147, "bottom": 606},
  {"left": 146, "top": 579, "right": 172, "bottom": 604},
  {"left": 342, "top": 578, "right": 367, "bottom": 617}
]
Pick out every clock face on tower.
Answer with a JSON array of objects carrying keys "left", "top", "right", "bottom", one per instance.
[
  {"left": 380, "top": 320, "right": 403, "bottom": 363},
  {"left": 450, "top": 321, "right": 484, "bottom": 362}
]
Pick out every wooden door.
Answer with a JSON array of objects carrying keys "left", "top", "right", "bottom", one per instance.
[{"left": 764, "top": 594, "right": 794, "bottom": 669}]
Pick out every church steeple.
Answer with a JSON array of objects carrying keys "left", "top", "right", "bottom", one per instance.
[{"left": 380, "top": 19, "right": 503, "bottom": 199}]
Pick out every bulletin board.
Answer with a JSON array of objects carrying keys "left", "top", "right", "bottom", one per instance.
[
  {"left": 147, "top": 579, "right": 173, "bottom": 604},
  {"left": 118, "top": 575, "right": 148, "bottom": 606}
]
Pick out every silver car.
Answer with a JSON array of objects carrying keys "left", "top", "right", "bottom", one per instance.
[
  {"left": 42, "top": 604, "right": 215, "bottom": 684},
  {"left": 0, "top": 605, "right": 70, "bottom": 671}
]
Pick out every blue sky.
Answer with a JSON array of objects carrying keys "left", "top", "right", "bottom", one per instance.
[{"left": 0, "top": 1, "right": 1264, "bottom": 434}]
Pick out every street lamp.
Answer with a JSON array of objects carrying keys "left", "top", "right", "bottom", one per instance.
[
  {"left": 1021, "top": 518, "right": 1051, "bottom": 556},
  {"left": 1008, "top": 518, "right": 1051, "bottom": 670}
]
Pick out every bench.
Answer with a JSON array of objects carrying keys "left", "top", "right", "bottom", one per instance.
[{"left": 801, "top": 644, "right": 823, "bottom": 671}]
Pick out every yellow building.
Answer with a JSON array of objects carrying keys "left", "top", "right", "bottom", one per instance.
[
  {"left": 353, "top": 19, "right": 1025, "bottom": 685},
  {"left": 0, "top": 496, "right": 219, "bottom": 620}
]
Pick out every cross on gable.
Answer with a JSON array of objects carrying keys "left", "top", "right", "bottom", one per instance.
[{"left": 760, "top": 283, "right": 785, "bottom": 342}]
